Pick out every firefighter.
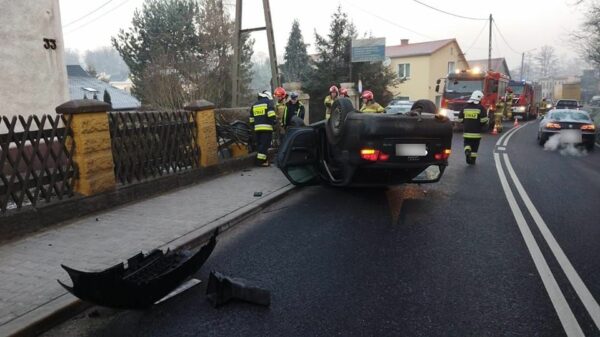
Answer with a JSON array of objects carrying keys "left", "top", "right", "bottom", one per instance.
[
  {"left": 283, "top": 92, "right": 305, "bottom": 129},
  {"left": 249, "top": 90, "right": 277, "bottom": 166},
  {"left": 504, "top": 88, "right": 514, "bottom": 120},
  {"left": 359, "top": 90, "right": 385, "bottom": 113},
  {"left": 340, "top": 88, "right": 349, "bottom": 98},
  {"left": 273, "top": 87, "right": 288, "bottom": 145},
  {"left": 457, "top": 90, "right": 489, "bottom": 165},
  {"left": 324, "top": 86, "right": 339, "bottom": 119},
  {"left": 494, "top": 97, "right": 505, "bottom": 132},
  {"left": 538, "top": 98, "right": 549, "bottom": 118}
]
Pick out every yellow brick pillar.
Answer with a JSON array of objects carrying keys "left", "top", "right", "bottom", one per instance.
[
  {"left": 185, "top": 100, "right": 219, "bottom": 167},
  {"left": 56, "top": 100, "right": 116, "bottom": 196}
]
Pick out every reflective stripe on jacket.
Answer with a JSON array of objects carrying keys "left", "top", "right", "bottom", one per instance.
[
  {"left": 458, "top": 102, "right": 488, "bottom": 136},
  {"left": 249, "top": 98, "right": 276, "bottom": 132}
]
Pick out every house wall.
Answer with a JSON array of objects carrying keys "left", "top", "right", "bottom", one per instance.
[
  {"left": 0, "top": 0, "right": 68, "bottom": 131},
  {"left": 388, "top": 56, "right": 430, "bottom": 101},
  {"left": 387, "top": 42, "right": 467, "bottom": 103}
]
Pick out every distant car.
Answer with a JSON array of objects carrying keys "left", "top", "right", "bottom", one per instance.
[
  {"left": 590, "top": 96, "right": 600, "bottom": 107},
  {"left": 538, "top": 109, "right": 597, "bottom": 150},
  {"left": 554, "top": 99, "right": 581, "bottom": 110},
  {"left": 385, "top": 101, "right": 413, "bottom": 114}
]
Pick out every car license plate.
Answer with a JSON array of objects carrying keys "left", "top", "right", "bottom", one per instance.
[
  {"left": 560, "top": 129, "right": 582, "bottom": 143},
  {"left": 396, "top": 144, "right": 427, "bottom": 156}
]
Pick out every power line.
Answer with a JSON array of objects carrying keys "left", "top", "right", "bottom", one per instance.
[
  {"left": 342, "top": 0, "right": 436, "bottom": 40},
  {"left": 464, "top": 21, "right": 488, "bottom": 55},
  {"left": 64, "top": 0, "right": 132, "bottom": 35},
  {"left": 63, "top": 0, "right": 115, "bottom": 28},
  {"left": 492, "top": 19, "right": 521, "bottom": 54},
  {"left": 412, "top": 0, "right": 487, "bottom": 21}
]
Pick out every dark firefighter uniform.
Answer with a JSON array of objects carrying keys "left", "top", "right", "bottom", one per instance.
[
  {"left": 458, "top": 102, "right": 489, "bottom": 164},
  {"left": 249, "top": 97, "right": 277, "bottom": 166},
  {"left": 283, "top": 100, "right": 305, "bottom": 129}
]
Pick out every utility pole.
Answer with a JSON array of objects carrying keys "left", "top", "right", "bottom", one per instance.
[
  {"left": 488, "top": 13, "right": 492, "bottom": 72},
  {"left": 520, "top": 52, "right": 525, "bottom": 80},
  {"left": 231, "top": 0, "right": 242, "bottom": 107},
  {"left": 231, "top": 0, "right": 279, "bottom": 107},
  {"left": 263, "top": 0, "right": 280, "bottom": 90}
]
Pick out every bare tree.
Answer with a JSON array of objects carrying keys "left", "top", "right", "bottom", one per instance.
[
  {"left": 535, "top": 45, "right": 559, "bottom": 78},
  {"left": 574, "top": 3, "right": 600, "bottom": 71}
]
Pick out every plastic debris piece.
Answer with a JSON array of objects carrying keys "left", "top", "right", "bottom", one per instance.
[{"left": 206, "top": 271, "right": 271, "bottom": 308}]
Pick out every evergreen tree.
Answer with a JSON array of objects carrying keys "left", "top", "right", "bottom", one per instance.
[
  {"left": 306, "top": 6, "right": 397, "bottom": 120},
  {"left": 282, "top": 20, "right": 311, "bottom": 83},
  {"left": 103, "top": 89, "right": 112, "bottom": 105},
  {"left": 112, "top": 0, "right": 202, "bottom": 108},
  {"left": 112, "top": 0, "right": 254, "bottom": 108}
]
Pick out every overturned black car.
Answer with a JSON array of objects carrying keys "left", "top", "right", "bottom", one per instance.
[{"left": 277, "top": 98, "right": 453, "bottom": 187}]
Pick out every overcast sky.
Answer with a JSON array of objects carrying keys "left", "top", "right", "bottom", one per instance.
[{"left": 59, "top": 0, "right": 587, "bottom": 70}]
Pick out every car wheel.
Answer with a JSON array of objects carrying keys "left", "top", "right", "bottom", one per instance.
[
  {"left": 585, "top": 142, "right": 595, "bottom": 151},
  {"left": 538, "top": 133, "right": 547, "bottom": 146},
  {"left": 326, "top": 97, "right": 355, "bottom": 145},
  {"left": 410, "top": 99, "right": 437, "bottom": 114}
]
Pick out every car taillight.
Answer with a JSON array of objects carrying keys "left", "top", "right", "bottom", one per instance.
[
  {"left": 360, "top": 148, "right": 389, "bottom": 162},
  {"left": 546, "top": 122, "right": 561, "bottom": 129},
  {"left": 434, "top": 149, "right": 451, "bottom": 160},
  {"left": 581, "top": 124, "right": 596, "bottom": 131}
]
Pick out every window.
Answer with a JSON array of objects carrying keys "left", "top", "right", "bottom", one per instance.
[
  {"left": 447, "top": 62, "right": 455, "bottom": 74},
  {"left": 398, "top": 63, "right": 411, "bottom": 79}
]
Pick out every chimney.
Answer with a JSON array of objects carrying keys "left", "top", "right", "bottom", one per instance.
[{"left": 401, "top": 39, "right": 409, "bottom": 46}]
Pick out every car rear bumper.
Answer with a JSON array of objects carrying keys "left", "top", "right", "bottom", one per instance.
[
  {"left": 339, "top": 161, "right": 448, "bottom": 186},
  {"left": 541, "top": 130, "right": 597, "bottom": 144}
]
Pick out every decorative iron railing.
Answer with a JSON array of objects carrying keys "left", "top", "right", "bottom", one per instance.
[
  {"left": 0, "top": 115, "right": 76, "bottom": 213},
  {"left": 108, "top": 111, "right": 200, "bottom": 185}
]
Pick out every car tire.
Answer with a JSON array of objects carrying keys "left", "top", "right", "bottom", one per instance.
[
  {"left": 410, "top": 99, "right": 437, "bottom": 114},
  {"left": 585, "top": 142, "right": 595, "bottom": 151},
  {"left": 538, "top": 133, "right": 547, "bottom": 146},
  {"left": 326, "top": 97, "right": 355, "bottom": 145}
]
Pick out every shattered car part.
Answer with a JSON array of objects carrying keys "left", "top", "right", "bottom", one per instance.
[
  {"left": 206, "top": 271, "right": 271, "bottom": 308},
  {"left": 58, "top": 230, "right": 218, "bottom": 309}
]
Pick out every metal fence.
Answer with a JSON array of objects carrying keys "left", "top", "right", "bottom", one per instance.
[
  {"left": 108, "top": 111, "right": 200, "bottom": 185},
  {"left": 0, "top": 115, "right": 76, "bottom": 213}
]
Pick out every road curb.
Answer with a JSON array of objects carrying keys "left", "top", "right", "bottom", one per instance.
[{"left": 1, "top": 183, "right": 297, "bottom": 337}]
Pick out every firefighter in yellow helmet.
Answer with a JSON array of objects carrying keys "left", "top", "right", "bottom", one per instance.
[
  {"left": 324, "top": 85, "right": 339, "bottom": 120},
  {"left": 359, "top": 90, "right": 384, "bottom": 113},
  {"left": 249, "top": 90, "right": 277, "bottom": 166}
]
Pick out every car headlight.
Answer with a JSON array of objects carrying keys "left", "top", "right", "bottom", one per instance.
[
  {"left": 438, "top": 108, "right": 449, "bottom": 117},
  {"left": 513, "top": 106, "right": 526, "bottom": 112},
  {"left": 546, "top": 104, "right": 553, "bottom": 109}
]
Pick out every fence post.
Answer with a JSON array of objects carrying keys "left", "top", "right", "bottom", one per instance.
[
  {"left": 56, "top": 100, "right": 115, "bottom": 196},
  {"left": 185, "top": 100, "right": 219, "bottom": 167}
]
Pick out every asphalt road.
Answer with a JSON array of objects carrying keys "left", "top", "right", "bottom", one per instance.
[{"left": 42, "top": 121, "right": 600, "bottom": 337}]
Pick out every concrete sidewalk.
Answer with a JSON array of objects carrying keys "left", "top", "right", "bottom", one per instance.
[{"left": 0, "top": 166, "right": 293, "bottom": 337}]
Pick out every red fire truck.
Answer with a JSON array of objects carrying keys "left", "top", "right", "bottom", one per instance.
[
  {"left": 436, "top": 69, "right": 510, "bottom": 129},
  {"left": 508, "top": 80, "right": 538, "bottom": 120}
]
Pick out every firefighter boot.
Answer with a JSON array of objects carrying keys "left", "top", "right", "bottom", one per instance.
[{"left": 465, "top": 148, "right": 472, "bottom": 165}]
